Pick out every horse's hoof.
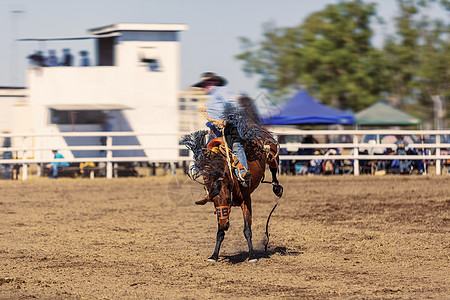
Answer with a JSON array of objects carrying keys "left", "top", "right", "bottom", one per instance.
[
  {"left": 248, "top": 258, "right": 258, "bottom": 264},
  {"left": 206, "top": 257, "right": 217, "bottom": 263},
  {"left": 273, "top": 184, "right": 283, "bottom": 198}
]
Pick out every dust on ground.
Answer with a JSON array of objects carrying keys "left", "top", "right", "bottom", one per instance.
[{"left": 0, "top": 175, "right": 449, "bottom": 299}]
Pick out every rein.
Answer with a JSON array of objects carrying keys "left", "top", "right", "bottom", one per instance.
[
  {"left": 220, "top": 127, "right": 240, "bottom": 195},
  {"left": 221, "top": 127, "right": 234, "bottom": 177}
]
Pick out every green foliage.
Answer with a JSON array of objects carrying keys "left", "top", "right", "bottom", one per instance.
[
  {"left": 236, "top": 0, "right": 448, "bottom": 125},
  {"left": 382, "top": 0, "right": 449, "bottom": 123},
  {"left": 236, "top": 0, "right": 386, "bottom": 111}
]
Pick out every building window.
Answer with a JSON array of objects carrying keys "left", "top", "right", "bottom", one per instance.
[
  {"left": 50, "top": 109, "right": 105, "bottom": 125},
  {"left": 141, "top": 58, "right": 161, "bottom": 72}
]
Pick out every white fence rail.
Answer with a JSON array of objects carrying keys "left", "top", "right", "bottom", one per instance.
[
  {"left": 0, "top": 130, "right": 449, "bottom": 180},
  {"left": 274, "top": 129, "right": 450, "bottom": 176}
]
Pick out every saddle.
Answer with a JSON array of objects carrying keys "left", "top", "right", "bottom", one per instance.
[
  {"left": 206, "top": 137, "right": 242, "bottom": 170},
  {"left": 206, "top": 137, "right": 251, "bottom": 182},
  {"left": 207, "top": 137, "right": 274, "bottom": 162},
  {"left": 206, "top": 137, "right": 227, "bottom": 153}
]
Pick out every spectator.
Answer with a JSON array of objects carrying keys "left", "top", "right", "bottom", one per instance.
[
  {"left": 308, "top": 150, "right": 322, "bottom": 175},
  {"left": 408, "top": 148, "right": 426, "bottom": 174},
  {"left": 296, "top": 135, "right": 319, "bottom": 174},
  {"left": 46, "top": 49, "right": 59, "bottom": 66},
  {"left": 302, "top": 135, "right": 319, "bottom": 145},
  {"left": 46, "top": 150, "right": 69, "bottom": 179},
  {"left": 378, "top": 148, "right": 394, "bottom": 171},
  {"left": 27, "top": 50, "right": 46, "bottom": 67},
  {"left": 100, "top": 114, "right": 113, "bottom": 157},
  {"left": 79, "top": 50, "right": 91, "bottom": 66},
  {"left": 395, "top": 135, "right": 409, "bottom": 174},
  {"left": 359, "top": 150, "right": 371, "bottom": 174},
  {"left": 278, "top": 135, "right": 290, "bottom": 175},
  {"left": 2, "top": 135, "right": 13, "bottom": 180},
  {"left": 60, "top": 48, "right": 73, "bottom": 66},
  {"left": 323, "top": 148, "right": 339, "bottom": 175}
]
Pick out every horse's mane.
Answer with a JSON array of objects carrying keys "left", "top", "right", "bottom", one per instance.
[
  {"left": 222, "top": 105, "right": 278, "bottom": 148},
  {"left": 180, "top": 130, "right": 208, "bottom": 161},
  {"left": 197, "top": 149, "right": 227, "bottom": 199},
  {"left": 198, "top": 150, "right": 227, "bottom": 180},
  {"left": 180, "top": 130, "right": 227, "bottom": 184},
  {"left": 238, "top": 96, "right": 260, "bottom": 124}
]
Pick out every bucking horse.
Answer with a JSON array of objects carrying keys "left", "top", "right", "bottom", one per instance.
[{"left": 181, "top": 111, "right": 283, "bottom": 264}]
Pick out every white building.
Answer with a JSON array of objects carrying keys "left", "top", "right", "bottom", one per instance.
[
  {"left": 178, "top": 88, "right": 208, "bottom": 133},
  {"left": 17, "top": 23, "right": 188, "bottom": 162},
  {"left": 0, "top": 87, "right": 27, "bottom": 133}
]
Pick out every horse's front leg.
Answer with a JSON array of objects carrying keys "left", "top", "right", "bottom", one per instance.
[
  {"left": 207, "top": 223, "right": 227, "bottom": 262},
  {"left": 242, "top": 199, "right": 258, "bottom": 264}
]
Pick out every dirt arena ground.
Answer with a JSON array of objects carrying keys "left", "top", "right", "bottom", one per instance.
[{"left": 0, "top": 175, "right": 449, "bottom": 299}]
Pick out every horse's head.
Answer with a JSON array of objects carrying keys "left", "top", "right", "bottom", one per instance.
[{"left": 200, "top": 150, "right": 233, "bottom": 230}]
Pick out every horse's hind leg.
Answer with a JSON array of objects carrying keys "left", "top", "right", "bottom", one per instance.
[
  {"left": 242, "top": 198, "right": 257, "bottom": 264},
  {"left": 268, "top": 167, "right": 283, "bottom": 197},
  {"left": 269, "top": 167, "right": 279, "bottom": 184},
  {"left": 207, "top": 223, "right": 226, "bottom": 262},
  {"left": 267, "top": 144, "right": 283, "bottom": 197},
  {"left": 267, "top": 155, "right": 284, "bottom": 198}
]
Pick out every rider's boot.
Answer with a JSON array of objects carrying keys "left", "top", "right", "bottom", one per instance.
[
  {"left": 232, "top": 142, "right": 252, "bottom": 186},
  {"left": 195, "top": 194, "right": 209, "bottom": 205},
  {"left": 195, "top": 188, "right": 209, "bottom": 205}
]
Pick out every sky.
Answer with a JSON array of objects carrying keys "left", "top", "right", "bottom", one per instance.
[{"left": 0, "top": 0, "right": 447, "bottom": 99}]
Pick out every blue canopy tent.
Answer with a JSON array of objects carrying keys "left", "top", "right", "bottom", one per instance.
[{"left": 261, "top": 90, "right": 355, "bottom": 125}]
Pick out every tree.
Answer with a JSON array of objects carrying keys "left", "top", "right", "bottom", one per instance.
[
  {"left": 383, "top": 0, "right": 449, "bottom": 127},
  {"left": 236, "top": 0, "right": 448, "bottom": 128},
  {"left": 236, "top": 0, "right": 387, "bottom": 111},
  {"left": 236, "top": 22, "right": 304, "bottom": 99}
]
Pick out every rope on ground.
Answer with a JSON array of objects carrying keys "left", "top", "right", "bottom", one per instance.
[{"left": 264, "top": 190, "right": 282, "bottom": 253}]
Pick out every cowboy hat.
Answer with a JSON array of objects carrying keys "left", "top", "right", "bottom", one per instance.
[{"left": 192, "top": 72, "right": 227, "bottom": 88}]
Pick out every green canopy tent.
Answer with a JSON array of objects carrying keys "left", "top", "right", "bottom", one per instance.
[{"left": 355, "top": 102, "right": 422, "bottom": 127}]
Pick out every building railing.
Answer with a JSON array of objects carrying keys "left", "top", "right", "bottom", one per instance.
[{"left": 0, "top": 130, "right": 449, "bottom": 180}]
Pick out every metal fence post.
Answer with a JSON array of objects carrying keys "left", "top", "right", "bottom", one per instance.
[
  {"left": 36, "top": 164, "right": 42, "bottom": 178},
  {"left": 436, "top": 135, "right": 441, "bottom": 175},
  {"left": 106, "top": 136, "right": 113, "bottom": 179},
  {"left": 22, "top": 163, "right": 28, "bottom": 180},
  {"left": 21, "top": 146, "right": 28, "bottom": 180},
  {"left": 353, "top": 134, "right": 360, "bottom": 176},
  {"left": 170, "top": 162, "right": 175, "bottom": 175}
]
